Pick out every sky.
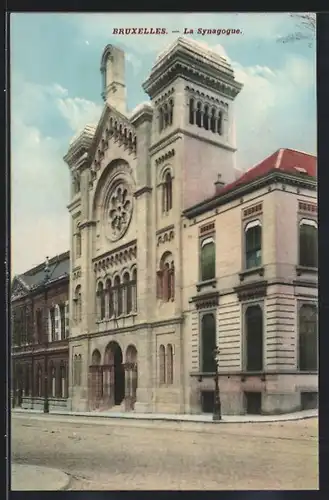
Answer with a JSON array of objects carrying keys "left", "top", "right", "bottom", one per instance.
[{"left": 10, "top": 12, "right": 316, "bottom": 275}]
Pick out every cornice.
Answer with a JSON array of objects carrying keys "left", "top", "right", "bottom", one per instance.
[
  {"left": 184, "top": 171, "right": 317, "bottom": 219},
  {"left": 143, "top": 56, "right": 242, "bottom": 100}
]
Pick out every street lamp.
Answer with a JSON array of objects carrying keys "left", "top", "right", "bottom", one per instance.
[
  {"left": 43, "top": 257, "right": 50, "bottom": 414},
  {"left": 213, "top": 346, "right": 222, "bottom": 421}
]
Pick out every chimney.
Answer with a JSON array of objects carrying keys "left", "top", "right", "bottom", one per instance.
[
  {"left": 214, "top": 173, "right": 225, "bottom": 193},
  {"left": 100, "top": 44, "right": 127, "bottom": 114}
]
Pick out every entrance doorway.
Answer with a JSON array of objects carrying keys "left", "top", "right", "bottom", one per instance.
[
  {"left": 104, "top": 341, "right": 125, "bottom": 406},
  {"left": 245, "top": 391, "right": 262, "bottom": 414},
  {"left": 113, "top": 343, "right": 125, "bottom": 405},
  {"left": 201, "top": 390, "right": 214, "bottom": 413}
]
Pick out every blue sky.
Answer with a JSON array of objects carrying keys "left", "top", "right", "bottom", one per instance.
[{"left": 11, "top": 13, "right": 316, "bottom": 274}]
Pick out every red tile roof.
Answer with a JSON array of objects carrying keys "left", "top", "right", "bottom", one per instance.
[{"left": 215, "top": 148, "right": 317, "bottom": 196}]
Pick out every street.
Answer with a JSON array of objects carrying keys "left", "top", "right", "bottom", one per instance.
[{"left": 11, "top": 414, "right": 318, "bottom": 490}]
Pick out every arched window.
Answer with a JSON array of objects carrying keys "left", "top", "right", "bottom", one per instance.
[
  {"left": 132, "top": 268, "right": 137, "bottom": 312},
  {"left": 201, "top": 314, "right": 216, "bottom": 373},
  {"left": 162, "top": 171, "right": 173, "bottom": 213},
  {"left": 245, "top": 221, "right": 262, "bottom": 269},
  {"left": 196, "top": 102, "right": 202, "bottom": 127},
  {"left": 299, "top": 220, "right": 318, "bottom": 267},
  {"left": 163, "top": 103, "right": 169, "bottom": 128},
  {"left": 97, "top": 282, "right": 105, "bottom": 320},
  {"left": 245, "top": 305, "right": 263, "bottom": 371},
  {"left": 189, "top": 98, "right": 194, "bottom": 124},
  {"left": 168, "top": 99, "right": 174, "bottom": 125},
  {"left": 210, "top": 108, "right": 216, "bottom": 133},
  {"left": 203, "top": 105, "right": 209, "bottom": 130},
  {"left": 159, "top": 345, "right": 166, "bottom": 384},
  {"left": 74, "top": 285, "right": 82, "bottom": 323},
  {"left": 106, "top": 279, "right": 114, "bottom": 318},
  {"left": 157, "top": 253, "right": 175, "bottom": 302},
  {"left": 114, "top": 275, "right": 122, "bottom": 316},
  {"left": 299, "top": 304, "right": 318, "bottom": 371},
  {"left": 200, "top": 237, "right": 216, "bottom": 281},
  {"left": 167, "top": 344, "right": 173, "bottom": 385},
  {"left": 217, "top": 111, "right": 223, "bottom": 135},
  {"left": 123, "top": 272, "right": 132, "bottom": 314},
  {"left": 159, "top": 107, "right": 164, "bottom": 132}
]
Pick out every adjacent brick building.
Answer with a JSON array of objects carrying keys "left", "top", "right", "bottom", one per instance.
[
  {"left": 11, "top": 251, "right": 70, "bottom": 410},
  {"left": 63, "top": 37, "right": 317, "bottom": 415}
]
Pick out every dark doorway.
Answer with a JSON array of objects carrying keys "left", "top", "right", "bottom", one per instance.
[
  {"left": 201, "top": 390, "right": 214, "bottom": 413},
  {"left": 245, "top": 392, "right": 262, "bottom": 414},
  {"left": 301, "top": 392, "right": 318, "bottom": 410},
  {"left": 113, "top": 343, "right": 125, "bottom": 405}
]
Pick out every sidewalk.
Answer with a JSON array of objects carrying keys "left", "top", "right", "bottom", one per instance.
[
  {"left": 12, "top": 407, "right": 318, "bottom": 424},
  {"left": 11, "top": 464, "right": 70, "bottom": 491}
]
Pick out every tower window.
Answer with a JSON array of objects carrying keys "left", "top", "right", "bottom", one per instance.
[
  {"left": 196, "top": 102, "right": 202, "bottom": 127},
  {"left": 189, "top": 98, "right": 194, "bottom": 125},
  {"left": 203, "top": 105, "right": 209, "bottom": 130}
]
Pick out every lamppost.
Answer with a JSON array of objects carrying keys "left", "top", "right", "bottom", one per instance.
[
  {"left": 43, "top": 257, "right": 50, "bottom": 414},
  {"left": 213, "top": 346, "right": 222, "bottom": 421}
]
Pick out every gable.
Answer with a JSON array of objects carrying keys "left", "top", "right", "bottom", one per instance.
[{"left": 11, "top": 277, "right": 29, "bottom": 301}]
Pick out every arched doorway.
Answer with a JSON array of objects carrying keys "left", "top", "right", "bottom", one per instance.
[
  {"left": 89, "top": 349, "right": 102, "bottom": 410},
  {"left": 104, "top": 341, "right": 125, "bottom": 407},
  {"left": 125, "top": 345, "right": 138, "bottom": 411}
]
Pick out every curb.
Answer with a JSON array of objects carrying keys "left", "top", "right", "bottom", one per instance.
[
  {"left": 11, "top": 464, "right": 71, "bottom": 491},
  {"left": 12, "top": 408, "right": 318, "bottom": 425}
]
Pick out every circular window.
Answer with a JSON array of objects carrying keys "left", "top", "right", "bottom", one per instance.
[{"left": 106, "top": 182, "right": 133, "bottom": 241}]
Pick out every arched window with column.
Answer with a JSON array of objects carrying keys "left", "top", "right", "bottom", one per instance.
[
  {"left": 106, "top": 278, "right": 114, "bottom": 318},
  {"left": 159, "top": 345, "right": 166, "bottom": 385},
  {"left": 299, "top": 219, "right": 318, "bottom": 268},
  {"left": 196, "top": 101, "right": 202, "bottom": 127},
  {"left": 201, "top": 313, "right": 216, "bottom": 373},
  {"left": 114, "top": 275, "right": 123, "bottom": 316},
  {"left": 217, "top": 111, "right": 223, "bottom": 135},
  {"left": 189, "top": 98, "right": 195, "bottom": 124},
  {"left": 245, "top": 221, "right": 262, "bottom": 269},
  {"left": 245, "top": 305, "right": 263, "bottom": 371},
  {"left": 200, "top": 237, "right": 216, "bottom": 281},
  {"left": 159, "top": 107, "right": 164, "bottom": 132},
  {"left": 162, "top": 170, "right": 173, "bottom": 213},
  {"left": 203, "top": 105, "right": 209, "bottom": 130},
  {"left": 168, "top": 99, "right": 174, "bottom": 125},
  {"left": 123, "top": 272, "right": 132, "bottom": 315},
  {"left": 96, "top": 282, "right": 105, "bottom": 320},
  {"left": 157, "top": 252, "right": 175, "bottom": 302},
  {"left": 210, "top": 108, "right": 216, "bottom": 132},
  {"left": 131, "top": 268, "right": 137, "bottom": 312},
  {"left": 166, "top": 344, "right": 173, "bottom": 385},
  {"left": 299, "top": 304, "right": 318, "bottom": 371}
]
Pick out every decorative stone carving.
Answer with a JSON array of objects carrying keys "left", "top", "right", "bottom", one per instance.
[
  {"left": 106, "top": 182, "right": 133, "bottom": 241},
  {"left": 93, "top": 241, "right": 137, "bottom": 273},
  {"left": 155, "top": 149, "right": 175, "bottom": 166},
  {"left": 157, "top": 228, "right": 175, "bottom": 246}
]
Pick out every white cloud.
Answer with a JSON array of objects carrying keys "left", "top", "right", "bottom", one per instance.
[
  {"left": 57, "top": 96, "right": 102, "bottom": 132},
  {"left": 11, "top": 80, "right": 103, "bottom": 274}
]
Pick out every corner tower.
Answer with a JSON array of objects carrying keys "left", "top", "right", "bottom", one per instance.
[
  {"left": 100, "top": 44, "right": 127, "bottom": 114},
  {"left": 143, "top": 37, "right": 243, "bottom": 208}
]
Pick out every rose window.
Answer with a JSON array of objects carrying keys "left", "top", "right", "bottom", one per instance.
[{"left": 107, "top": 183, "right": 133, "bottom": 241}]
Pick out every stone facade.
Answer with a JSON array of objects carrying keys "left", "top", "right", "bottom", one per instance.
[
  {"left": 64, "top": 37, "right": 318, "bottom": 415},
  {"left": 11, "top": 252, "right": 70, "bottom": 411}
]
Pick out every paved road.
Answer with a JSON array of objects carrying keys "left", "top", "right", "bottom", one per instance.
[{"left": 11, "top": 414, "right": 318, "bottom": 490}]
